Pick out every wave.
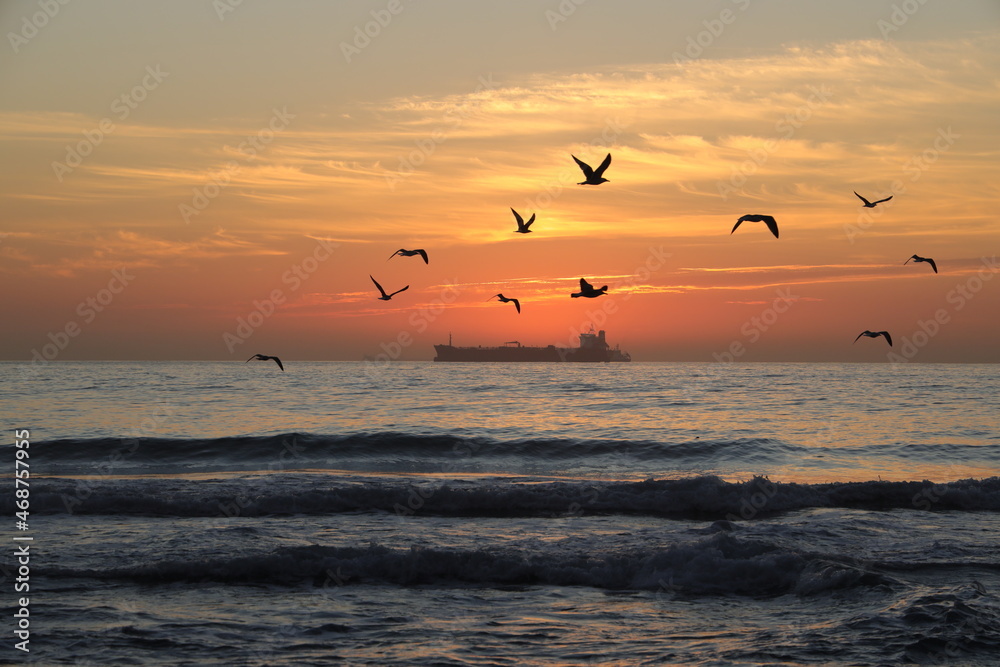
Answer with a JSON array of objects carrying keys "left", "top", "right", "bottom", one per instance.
[
  {"left": 40, "top": 531, "right": 903, "bottom": 597},
  {"left": 19, "top": 432, "right": 804, "bottom": 478},
  {"left": 25, "top": 431, "right": 783, "bottom": 459},
  {"left": 19, "top": 431, "right": 788, "bottom": 461},
  {"left": 14, "top": 475, "right": 1000, "bottom": 518},
  {"left": 20, "top": 431, "right": 1000, "bottom": 475}
]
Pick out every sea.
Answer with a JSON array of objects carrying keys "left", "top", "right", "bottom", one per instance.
[{"left": 2, "top": 360, "right": 999, "bottom": 666}]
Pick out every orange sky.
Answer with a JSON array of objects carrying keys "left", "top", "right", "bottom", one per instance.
[{"left": 2, "top": 1, "right": 998, "bottom": 362}]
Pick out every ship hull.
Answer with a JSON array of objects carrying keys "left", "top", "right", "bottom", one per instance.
[{"left": 434, "top": 345, "right": 613, "bottom": 362}]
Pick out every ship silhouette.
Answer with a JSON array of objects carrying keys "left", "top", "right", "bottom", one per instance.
[{"left": 434, "top": 330, "right": 631, "bottom": 362}]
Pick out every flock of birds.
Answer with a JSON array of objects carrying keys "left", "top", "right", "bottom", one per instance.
[
  {"left": 728, "top": 192, "right": 939, "bottom": 349},
  {"left": 245, "top": 152, "right": 939, "bottom": 370},
  {"left": 362, "top": 154, "right": 617, "bottom": 318}
]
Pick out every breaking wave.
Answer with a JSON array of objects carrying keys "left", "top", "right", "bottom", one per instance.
[{"left": 15, "top": 474, "right": 1000, "bottom": 518}]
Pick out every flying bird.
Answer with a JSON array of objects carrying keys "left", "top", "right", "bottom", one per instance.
[
  {"left": 245, "top": 354, "right": 284, "bottom": 371},
  {"left": 490, "top": 293, "right": 521, "bottom": 314},
  {"left": 904, "top": 254, "right": 938, "bottom": 274},
  {"left": 511, "top": 208, "right": 536, "bottom": 234},
  {"left": 854, "top": 330, "right": 893, "bottom": 347},
  {"left": 854, "top": 191, "right": 893, "bottom": 208},
  {"left": 571, "top": 278, "right": 608, "bottom": 298},
  {"left": 388, "top": 248, "right": 428, "bottom": 264},
  {"left": 732, "top": 214, "right": 779, "bottom": 239},
  {"left": 370, "top": 275, "right": 409, "bottom": 301},
  {"left": 572, "top": 153, "right": 612, "bottom": 185}
]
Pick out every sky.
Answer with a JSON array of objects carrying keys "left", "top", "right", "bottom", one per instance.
[{"left": 2, "top": 0, "right": 998, "bottom": 363}]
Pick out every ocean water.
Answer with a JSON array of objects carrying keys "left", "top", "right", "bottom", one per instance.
[{"left": 2, "top": 361, "right": 999, "bottom": 666}]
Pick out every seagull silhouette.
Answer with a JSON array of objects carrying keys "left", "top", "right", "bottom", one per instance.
[
  {"left": 904, "top": 254, "right": 937, "bottom": 274},
  {"left": 854, "top": 330, "right": 893, "bottom": 347},
  {"left": 511, "top": 208, "right": 535, "bottom": 234},
  {"left": 571, "top": 278, "right": 608, "bottom": 298},
  {"left": 732, "top": 214, "right": 779, "bottom": 239},
  {"left": 370, "top": 275, "right": 409, "bottom": 301},
  {"left": 572, "top": 153, "right": 612, "bottom": 185},
  {"left": 388, "top": 248, "right": 428, "bottom": 264},
  {"left": 490, "top": 293, "right": 521, "bottom": 314},
  {"left": 854, "top": 191, "right": 893, "bottom": 208},
  {"left": 245, "top": 354, "right": 284, "bottom": 371}
]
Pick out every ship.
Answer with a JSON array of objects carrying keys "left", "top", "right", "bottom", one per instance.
[{"left": 433, "top": 330, "right": 631, "bottom": 362}]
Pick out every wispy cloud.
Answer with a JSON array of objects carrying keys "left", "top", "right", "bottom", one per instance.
[
  {"left": 6, "top": 35, "right": 996, "bottom": 247},
  {"left": 1, "top": 229, "right": 288, "bottom": 276}
]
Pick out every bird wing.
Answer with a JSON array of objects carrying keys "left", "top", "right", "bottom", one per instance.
[
  {"left": 731, "top": 218, "right": 744, "bottom": 234},
  {"left": 511, "top": 298, "right": 520, "bottom": 314},
  {"left": 389, "top": 285, "right": 410, "bottom": 298},
  {"left": 926, "top": 257, "right": 937, "bottom": 273},
  {"left": 511, "top": 207, "right": 524, "bottom": 227},
  {"left": 879, "top": 331, "right": 893, "bottom": 347},
  {"left": 579, "top": 278, "right": 593, "bottom": 291},
  {"left": 524, "top": 213, "right": 535, "bottom": 230},
  {"left": 245, "top": 355, "right": 257, "bottom": 363},
  {"left": 904, "top": 256, "right": 914, "bottom": 265},
  {"left": 854, "top": 191, "right": 871, "bottom": 206},
  {"left": 873, "top": 196, "right": 893, "bottom": 205},
  {"left": 370, "top": 275, "right": 387, "bottom": 297},
  {"left": 387, "top": 249, "right": 402, "bottom": 261},
  {"left": 762, "top": 215, "right": 779, "bottom": 239},
  {"left": 417, "top": 249, "right": 428, "bottom": 264},
  {"left": 572, "top": 155, "right": 594, "bottom": 179},
  {"left": 853, "top": 332, "right": 865, "bottom": 343},
  {"left": 593, "top": 153, "right": 612, "bottom": 177},
  {"left": 271, "top": 356, "right": 284, "bottom": 371}
]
